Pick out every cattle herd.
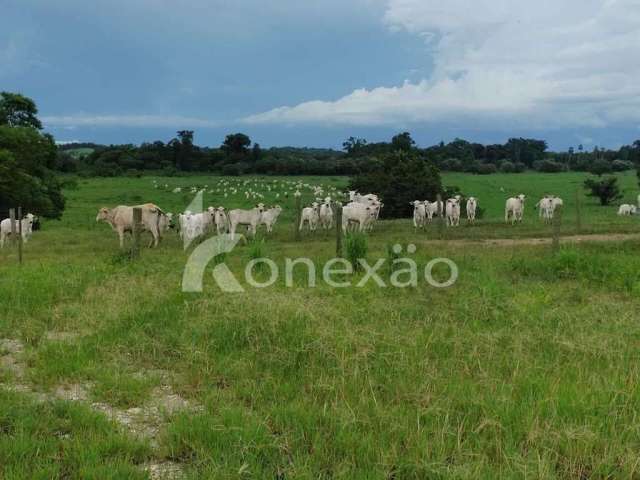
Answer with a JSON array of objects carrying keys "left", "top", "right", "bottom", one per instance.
[{"left": 2, "top": 187, "right": 640, "bottom": 249}]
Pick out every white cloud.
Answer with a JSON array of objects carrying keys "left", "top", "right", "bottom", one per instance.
[
  {"left": 42, "top": 114, "right": 220, "bottom": 129},
  {"left": 244, "top": 0, "right": 640, "bottom": 130}
]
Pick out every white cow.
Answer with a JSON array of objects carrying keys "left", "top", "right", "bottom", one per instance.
[
  {"left": 0, "top": 213, "right": 35, "bottom": 248},
  {"left": 213, "top": 207, "right": 229, "bottom": 235},
  {"left": 96, "top": 204, "right": 165, "bottom": 248},
  {"left": 466, "top": 197, "right": 477, "bottom": 224},
  {"left": 424, "top": 201, "right": 440, "bottom": 223},
  {"left": 300, "top": 202, "right": 320, "bottom": 232},
  {"left": 181, "top": 211, "right": 213, "bottom": 244},
  {"left": 445, "top": 198, "right": 461, "bottom": 227},
  {"left": 319, "top": 198, "right": 334, "bottom": 230},
  {"left": 342, "top": 203, "right": 376, "bottom": 232},
  {"left": 158, "top": 212, "right": 174, "bottom": 234},
  {"left": 536, "top": 196, "right": 554, "bottom": 222},
  {"left": 348, "top": 191, "right": 379, "bottom": 205},
  {"left": 228, "top": 204, "right": 265, "bottom": 240},
  {"left": 505, "top": 195, "right": 526, "bottom": 224},
  {"left": 260, "top": 206, "right": 282, "bottom": 233},
  {"left": 411, "top": 200, "right": 426, "bottom": 229},
  {"left": 618, "top": 204, "right": 637, "bottom": 216}
]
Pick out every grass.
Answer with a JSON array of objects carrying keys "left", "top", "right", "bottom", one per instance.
[{"left": 1, "top": 172, "right": 640, "bottom": 477}]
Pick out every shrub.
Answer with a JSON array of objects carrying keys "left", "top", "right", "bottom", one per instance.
[
  {"left": 476, "top": 163, "right": 497, "bottom": 175},
  {"left": 535, "top": 159, "right": 567, "bottom": 173},
  {"left": 611, "top": 159, "right": 633, "bottom": 172},
  {"left": 500, "top": 161, "right": 516, "bottom": 173},
  {"left": 584, "top": 176, "right": 622, "bottom": 205}
]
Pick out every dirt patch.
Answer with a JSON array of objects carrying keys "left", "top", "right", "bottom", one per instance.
[
  {"left": 417, "top": 232, "right": 640, "bottom": 248},
  {"left": 44, "top": 331, "right": 80, "bottom": 342},
  {"left": 0, "top": 338, "right": 26, "bottom": 378},
  {"left": 142, "top": 461, "right": 184, "bottom": 479},
  {"left": 0, "top": 337, "right": 197, "bottom": 477}
]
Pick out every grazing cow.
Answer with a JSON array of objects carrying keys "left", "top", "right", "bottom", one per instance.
[
  {"left": 411, "top": 200, "right": 426, "bottom": 229},
  {"left": 96, "top": 204, "right": 165, "bottom": 248},
  {"left": 466, "top": 197, "right": 477, "bottom": 224},
  {"left": 505, "top": 194, "right": 526, "bottom": 224},
  {"left": 424, "top": 201, "right": 440, "bottom": 223},
  {"left": 228, "top": 204, "right": 265, "bottom": 240},
  {"left": 319, "top": 198, "right": 334, "bottom": 230},
  {"left": 300, "top": 202, "right": 321, "bottom": 232},
  {"left": 618, "top": 204, "right": 637, "bottom": 216},
  {"left": 0, "top": 213, "right": 35, "bottom": 248},
  {"left": 445, "top": 198, "right": 461, "bottom": 227},
  {"left": 213, "top": 207, "right": 229, "bottom": 235},
  {"left": 342, "top": 203, "right": 376, "bottom": 232},
  {"left": 260, "top": 205, "right": 283, "bottom": 233}
]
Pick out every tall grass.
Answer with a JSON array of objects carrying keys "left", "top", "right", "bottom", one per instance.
[{"left": 344, "top": 232, "right": 368, "bottom": 272}]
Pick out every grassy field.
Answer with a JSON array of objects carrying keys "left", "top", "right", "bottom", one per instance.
[{"left": 2, "top": 172, "right": 640, "bottom": 478}]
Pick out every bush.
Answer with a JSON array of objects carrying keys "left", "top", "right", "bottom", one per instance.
[
  {"left": 514, "top": 162, "right": 527, "bottom": 173},
  {"left": 440, "top": 158, "right": 464, "bottom": 171},
  {"left": 476, "top": 163, "right": 497, "bottom": 175},
  {"left": 589, "top": 159, "right": 612, "bottom": 175},
  {"left": 221, "top": 162, "right": 249, "bottom": 176},
  {"left": 584, "top": 176, "right": 622, "bottom": 205},
  {"left": 500, "top": 161, "right": 516, "bottom": 173},
  {"left": 535, "top": 159, "right": 567, "bottom": 173},
  {"left": 612, "top": 159, "right": 634, "bottom": 172},
  {"left": 345, "top": 232, "right": 368, "bottom": 272}
]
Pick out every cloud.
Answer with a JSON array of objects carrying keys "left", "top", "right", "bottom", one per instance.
[
  {"left": 42, "top": 114, "right": 220, "bottom": 129},
  {"left": 244, "top": 0, "right": 640, "bottom": 130}
]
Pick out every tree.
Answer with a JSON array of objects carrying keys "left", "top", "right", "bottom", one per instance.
[
  {"left": 252, "top": 143, "right": 262, "bottom": 163},
  {"left": 0, "top": 126, "right": 65, "bottom": 218},
  {"left": 342, "top": 136, "right": 367, "bottom": 156},
  {"left": 391, "top": 132, "right": 415, "bottom": 152},
  {"left": 0, "top": 92, "right": 43, "bottom": 129},
  {"left": 221, "top": 133, "right": 251, "bottom": 158},
  {"left": 348, "top": 150, "right": 442, "bottom": 218},
  {"left": 584, "top": 176, "right": 622, "bottom": 206},
  {"left": 170, "top": 130, "right": 195, "bottom": 171}
]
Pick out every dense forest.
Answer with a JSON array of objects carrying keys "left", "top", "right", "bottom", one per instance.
[{"left": 57, "top": 131, "right": 640, "bottom": 177}]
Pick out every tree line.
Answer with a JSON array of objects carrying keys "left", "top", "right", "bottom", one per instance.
[{"left": 58, "top": 130, "right": 640, "bottom": 178}]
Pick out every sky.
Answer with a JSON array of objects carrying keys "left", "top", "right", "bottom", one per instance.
[{"left": 2, "top": 0, "right": 640, "bottom": 151}]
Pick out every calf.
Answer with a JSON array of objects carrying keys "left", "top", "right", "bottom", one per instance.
[
  {"left": 411, "top": 200, "right": 426, "bottom": 229},
  {"left": 300, "top": 202, "right": 320, "bottom": 232},
  {"left": 466, "top": 197, "right": 477, "bottom": 224},
  {"left": 319, "top": 198, "right": 334, "bottom": 230},
  {"left": 445, "top": 198, "right": 461, "bottom": 227}
]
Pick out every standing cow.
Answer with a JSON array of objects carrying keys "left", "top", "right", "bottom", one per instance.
[
  {"left": 228, "top": 204, "right": 265, "bottom": 240},
  {"left": 466, "top": 197, "right": 477, "bottom": 224},
  {"left": 505, "top": 195, "right": 526, "bottom": 225},
  {"left": 445, "top": 198, "right": 461, "bottom": 227},
  {"left": 0, "top": 213, "right": 35, "bottom": 248},
  {"left": 96, "top": 204, "right": 165, "bottom": 248},
  {"left": 300, "top": 202, "right": 321, "bottom": 232},
  {"left": 319, "top": 198, "right": 334, "bottom": 230},
  {"left": 411, "top": 200, "right": 426, "bottom": 229}
]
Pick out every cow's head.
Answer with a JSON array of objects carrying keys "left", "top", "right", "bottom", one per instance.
[
  {"left": 255, "top": 203, "right": 266, "bottom": 213},
  {"left": 411, "top": 200, "right": 422, "bottom": 207},
  {"left": 96, "top": 207, "right": 110, "bottom": 222},
  {"left": 311, "top": 202, "right": 320, "bottom": 212},
  {"left": 518, "top": 194, "right": 526, "bottom": 202}
]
